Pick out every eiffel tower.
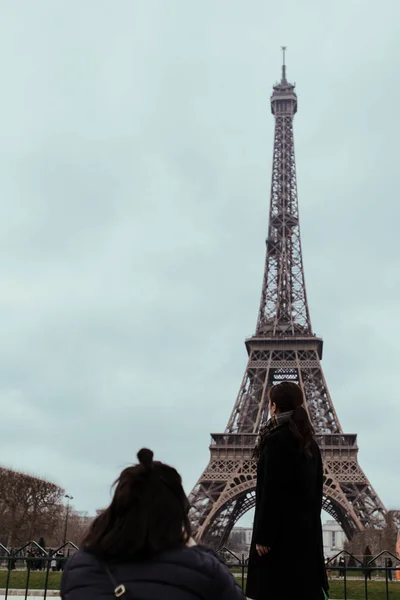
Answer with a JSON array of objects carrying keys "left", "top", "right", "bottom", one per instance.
[{"left": 188, "top": 50, "right": 394, "bottom": 549}]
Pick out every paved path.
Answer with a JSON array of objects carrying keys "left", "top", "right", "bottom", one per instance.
[{"left": 0, "top": 593, "right": 59, "bottom": 598}]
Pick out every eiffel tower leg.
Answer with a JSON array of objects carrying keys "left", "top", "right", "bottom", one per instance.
[
  {"left": 207, "top": 497, "right": 247, "bottom": 550},
  {"left": 189, "top": 455, "right": 256, "bottom": 547},
  {"left": 298, "top": 352, "right": 387, "bottom": 531}
]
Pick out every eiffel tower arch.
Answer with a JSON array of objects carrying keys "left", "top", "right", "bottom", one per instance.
[{"left": 189, "top": 53, "right": 395, "bottom": 549}]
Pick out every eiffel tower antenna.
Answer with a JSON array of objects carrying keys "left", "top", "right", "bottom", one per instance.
[
  {"left": 188, "top": 55, "right": 396, "bottom": 549},
  {"left": 281, "top": 45, "right": 287, "bottom": 81}
]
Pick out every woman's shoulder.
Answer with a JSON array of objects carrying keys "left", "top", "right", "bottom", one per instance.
[
  {"left": 162, "top": 545, "right": 228, "bottom": 576},
  {"left": 62, "top": 547, "right": 244, "bottom": 600},
  {"left": 63, "top": 549, "right": 99, "bottom": 571},
  {"left": 174, "top": 547, "right": 244, "bottom": 598},
  {"left": 60, "top": 550, "right": 103, "bottom": 598},
  {"left": 63, "top": 546, "right": 220, "bottom": 575},
  {"left": 264, "top": 423, "right": 292, "bottom": 446},
  {"left": 64, "top": 547, "right": 237, "bottom": 575},
  {"left": 263, "top": 426, "right": 321, "bottom": 458},
  {"left": 147, "top": 546, "right": 243, "bottom": 598},
  {"left": 63, "top": 546, "right": 221, "bottom": 572},
  {"left": 266, "top": 426, "right": 320, "bottom": 448}
]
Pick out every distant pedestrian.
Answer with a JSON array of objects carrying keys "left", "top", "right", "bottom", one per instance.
[
  {"left": 386, "top": 557, "right": 393, "bottom": 581},
  {"left": 363, "top": 546, "right": 373, "bottom": 580},
  {"left": 57, "top": 550, "right": 64, "bottom": 572},
  {"left": 51, "top": 555, "right": 57, "bottom": 572},
  {"left": 8, "top": 550, "right": 16, "bottom": 571},
  {"left": 61, "top": 448, "right": 245, "bottom": 600},
  {"left": 338, "top": 556, "right": 345, "bottom": 578},
  {"left": 246, "top": 382, "right": 329, "bottom": 600},
  {"left": 326, "top": 558, "right": 333, "bottom": 580}
]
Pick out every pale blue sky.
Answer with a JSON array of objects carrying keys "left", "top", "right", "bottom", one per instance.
[{"left": 0, "top": 1, "right": 399, "bottom": 527}]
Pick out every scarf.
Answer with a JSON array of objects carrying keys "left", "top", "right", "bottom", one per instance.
[{"left": 252, "top": 410, "right": 294, "bottom": 460}]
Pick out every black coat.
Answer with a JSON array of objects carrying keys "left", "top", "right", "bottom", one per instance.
[
  {"left": 60, "top": 545, "right": 245, "bottom": 600},
  {"left": 246, "top": 424, "right": 328, "bottom": 600}
]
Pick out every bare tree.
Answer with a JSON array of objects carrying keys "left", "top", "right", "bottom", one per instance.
[
  {"left": 0, "top": 467, "right": 64, "bottom": 546},
  {"left": 345, "top": 520, "right": 400, "bottom": 568},
  {"left": 47, "top": 508, "right": 94, "bottom": 547},
  {"left": 381, "top": 511, "right": 398, "bottom": 557},
  {"left": 67, "top": 511, "right": 94, "bottom": 544}
]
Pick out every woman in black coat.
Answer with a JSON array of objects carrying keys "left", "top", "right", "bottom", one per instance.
[
  {"left": 61, "top": 449, "right": 245, "bottom": 600},
  {"left": 246, "top": 382, "right": 329, "bottom": 600}
]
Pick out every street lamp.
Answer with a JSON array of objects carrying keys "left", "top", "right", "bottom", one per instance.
[{"left": 63, "top": 495, "right": 74, "bottom": 545}]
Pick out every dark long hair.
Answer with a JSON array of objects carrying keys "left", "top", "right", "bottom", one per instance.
[
  {"left": 82, "top": 449, "right": 191, "bottom": 560},
  {"left": 269, "top": 381, "right": 314, "bottom": 454}
]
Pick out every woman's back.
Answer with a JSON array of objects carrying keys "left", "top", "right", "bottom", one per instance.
[
  {"left": 61, "top": 545, "right": 244, "bottom": 600},
  {"left": 269, "top": 425, "right": 322, "bottom": 512},
  {"left": 255, "top": 424, "right": 323, "bottom": 542},
  {"left": 248, "top": 425, "right": 326, "bottom": 600},
  {"left": 247, "top": 381, "right": 328, "bottom": 600}
]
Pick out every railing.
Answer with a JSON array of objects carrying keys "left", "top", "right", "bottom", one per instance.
[
  {"left": 217, "top": 547, "right": 400, "bottom": 599},
  {"left": 0, "top": 540, "right": 78, "bottom": 600},
  {"left": 316, "top": 434, "right": 358, "bottom": 448},
  {"left": 210, "top": 433, "right": 257, "bottom": 447},
  {"left": 210, "top": 433, "right": 359, "bottom": 449},
  {"left": 1, "top": 542, "right": 399, "bottom": 599}
]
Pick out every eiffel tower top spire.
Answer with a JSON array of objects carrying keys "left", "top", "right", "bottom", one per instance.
[
  {"left": 270, "top": 46, "right": 296, "bottom": 103},
  {"left": 255, "top": 50, "right": 311, "bottom": 337},
  {"left": 281, "top": 45, "right": 287, "bottom": 82}
]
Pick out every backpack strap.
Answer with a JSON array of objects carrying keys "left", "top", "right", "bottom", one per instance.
[{"left": 102, "top": 562, "right": 127, "bottom": 598}]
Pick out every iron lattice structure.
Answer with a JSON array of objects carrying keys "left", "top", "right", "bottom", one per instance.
[{"left": 189, "top": 56, "right": 399, "bottom": 549}]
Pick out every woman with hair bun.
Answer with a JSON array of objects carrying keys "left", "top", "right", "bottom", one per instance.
[
  {"left": 246, "top": 381, "right": 329, "bottom": 600},
  {"left": 61, "top": 449, "right": 245, "bottom": 600}
]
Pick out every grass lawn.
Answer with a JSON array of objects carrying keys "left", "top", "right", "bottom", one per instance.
[
  {"left": 328, "top": 580, "right": 400, "bottom": 599},
  {"left": 0, "top": 571, "right": 62, "bottom": 590},
  {"left": 233, "top": 573, "right": 400, "bottom": 599},
  {"left": 2, "top": 569, "right": 400, "bottom": 599}
]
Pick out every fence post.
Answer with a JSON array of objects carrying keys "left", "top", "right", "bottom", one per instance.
[
  {"left": 385, "top": 566, "right": 389, "bottom": 600},
  {"left": 241, "top": 553, "right": 245, "bottom": 591},
  {"left": 4, "top": 554, "right": 12, "bottom": 600},
  {"left": 24, "top": 557, "right": 31, "bottom": 600},
  {"left": 43, "top": 551, "right": 52, "bottom": 600}
]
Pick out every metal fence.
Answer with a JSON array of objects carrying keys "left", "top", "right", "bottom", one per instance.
[
  {"left": 0, "top": 541, "right": 78, "bottom": 599},
  {"left": 0, "top": 542, "right": 399, "bottom": 599},
  {"left": 218, "top": 547, "right": 400, "bottom": 600}
]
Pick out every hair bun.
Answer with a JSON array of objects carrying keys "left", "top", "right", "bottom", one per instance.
[{"left": 137, "top": 448, "right": 154, "bottom": 469}]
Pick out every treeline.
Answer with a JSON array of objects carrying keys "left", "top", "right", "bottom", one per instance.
[{"left": 0, "top": 467, "right": 93, "bottom": 547}]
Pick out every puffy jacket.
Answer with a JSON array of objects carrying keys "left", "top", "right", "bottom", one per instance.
[{"left": 60, "top": 545, "right": 245, "bottom": 600}]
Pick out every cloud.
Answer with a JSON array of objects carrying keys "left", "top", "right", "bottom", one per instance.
[{"left": 0, "top": 0, "right": 399, "bottom": 530}]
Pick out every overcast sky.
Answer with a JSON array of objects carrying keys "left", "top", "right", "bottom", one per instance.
[{"left": 0, "top": 0, "right": 399, "bottom": 530}]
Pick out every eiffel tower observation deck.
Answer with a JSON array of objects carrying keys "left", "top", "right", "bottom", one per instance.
[{"left": 188, "top": 49, "right": 399, "bottom": 549}]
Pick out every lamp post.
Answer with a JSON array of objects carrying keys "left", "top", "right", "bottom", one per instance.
[{"left": 63, "top": 495, "right": 74, "bottom": 545}]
